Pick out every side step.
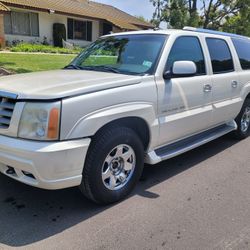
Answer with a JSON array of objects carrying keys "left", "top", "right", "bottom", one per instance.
[{"left": 146, "top": 121, "right": 237, "bottom": 165}]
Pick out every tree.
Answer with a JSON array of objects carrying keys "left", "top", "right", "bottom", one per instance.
[
  {"left": 222, "top": 0, "right": 250, "bottom": 36},
  {"left": 150, "top": 0, "right": 250, "bottom": 36},
  {"left": 135, "top": 15, "right": 149, "bottom": 23},
  {"left": 150, "top": 0, "right": 165, "bottom": 27},
  {"left": 150, "top": 0, "right": 199, "bottom": 28}
]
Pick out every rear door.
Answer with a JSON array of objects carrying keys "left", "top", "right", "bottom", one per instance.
[
  {"left": 231, "top": 37, "right": 250, "bottom": 110},
  {"left": 206, "top": 37, "right": 240, "bottom": 125}
]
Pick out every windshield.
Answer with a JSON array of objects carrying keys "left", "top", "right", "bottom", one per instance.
[{"left": 68, "top": 34, "right": 167, "bottom": 75}]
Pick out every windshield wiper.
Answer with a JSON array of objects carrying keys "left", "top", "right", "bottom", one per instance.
[
  {"left": 86, "top": 65, "right": 121, "bottom": 74},
  {"left": 64, "top": 64, "right": 84, "bottom": 70},
  {"left": 64, "top": 65, "right": 120, "bottom": 74},
  {"left": 64, "top": 64, "right": 142, "bottom": 76}
]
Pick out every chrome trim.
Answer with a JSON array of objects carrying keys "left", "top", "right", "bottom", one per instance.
[{"left": 0, "top": 91, "right": 18, "bottom": 100}]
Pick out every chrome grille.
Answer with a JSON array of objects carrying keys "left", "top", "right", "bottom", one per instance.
[{"left": 0, "top": 94, "right": 17, "bottom": 129}]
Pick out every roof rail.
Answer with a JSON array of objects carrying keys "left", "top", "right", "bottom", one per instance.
[{"left": 183, "top": 26, "right": 250, "bottom": 40}]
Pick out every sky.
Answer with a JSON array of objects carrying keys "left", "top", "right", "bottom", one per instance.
[{"left": 93, "top": 0, "right": 155, "bottom": 21}]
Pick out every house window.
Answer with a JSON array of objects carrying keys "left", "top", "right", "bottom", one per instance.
[
  {"left": 67, "top": 18, "right": 92, "bottom": 41},
  {"left": 102, "top": 22, "right": 112, "bottom": 35},
  {"left": 4, "top": 11, "right": 39, "bottom": 37}
]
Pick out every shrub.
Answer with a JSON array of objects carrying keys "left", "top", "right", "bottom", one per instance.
[
  {"left": 10, "top": 43, "right": 82, "bottom": 54},
  {"left": 53, "top": 23, "right": 66, "bottom": 48}
]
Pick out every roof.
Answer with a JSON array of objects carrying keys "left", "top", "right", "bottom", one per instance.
[
  {"left": 0, "top": 0, "right": 154, "bottom": 30},
  {"left": 183, "top": 26, "right": 250, "bottom": 41},
  {"left": 0, "top": 2, "right": 9, "bottom": 12},
  {"left": 104, "top": 28, "right": 250, "bottom": 43}
]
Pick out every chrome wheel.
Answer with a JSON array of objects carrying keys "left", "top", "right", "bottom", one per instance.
[
  {"left": 102, "top": 144, "right": 136, "bottom": 191},
  {"left": 241, "top": 106, "right": 250, "bottom": 133}
]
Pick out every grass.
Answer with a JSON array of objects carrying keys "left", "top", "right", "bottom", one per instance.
[
  {"left": 10, "top": 43, "right": 82, "bottom": 54},
  {"left": 83, "top": 55, "right": 118, "bottom": 66},
  {"left": 0, "top": 53, "right": 76, "bottom": 73}
]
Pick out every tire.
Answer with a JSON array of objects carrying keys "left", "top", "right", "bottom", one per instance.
[
  {"left": 79, "top": 126, "right": 144, "bottom": 204},
  {"left": 232, "top": 98, "right": 250, "bottom": 140}
]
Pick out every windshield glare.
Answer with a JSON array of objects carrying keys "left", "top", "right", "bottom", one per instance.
[{"left": 71, "top": 34, "right": 167, "bottom": 75}]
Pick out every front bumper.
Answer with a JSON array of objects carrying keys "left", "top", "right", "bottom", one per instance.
[{"left": 0, "top": 135, "right": 91, "bottom": 189}]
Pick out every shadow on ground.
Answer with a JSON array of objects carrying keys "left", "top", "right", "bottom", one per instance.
[{"left": 0, "top": 135, "right": 240, "bottom": 247}]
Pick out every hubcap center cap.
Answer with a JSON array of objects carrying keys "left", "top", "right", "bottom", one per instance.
[{"left": 110, "top": 158, "right": 123, "bottom": 174}]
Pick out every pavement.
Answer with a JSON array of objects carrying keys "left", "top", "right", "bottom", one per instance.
[
  {"left": 0, "top": 50, "right": 77, "bottom": 56},
  {"left": 0, "top": 135, "right": 250, "bottom": 250},
  {"left": 0, "top": 51, "right": 75, "bottom": 55}
]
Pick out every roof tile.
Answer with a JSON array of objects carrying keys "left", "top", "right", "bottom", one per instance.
[
  {"left": 0, "top": 0, "right": 154, "bottom": 30},
  {"left": 0, "top": 2, "right": 9, "bottom": 11}
]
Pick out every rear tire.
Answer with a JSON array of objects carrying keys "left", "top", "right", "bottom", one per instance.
[
  {"left": 232, "top": 98, "right": 250, "bottom": 140},
  {"left": 80, "top": 126, "right": 144, "bottom": 204}
]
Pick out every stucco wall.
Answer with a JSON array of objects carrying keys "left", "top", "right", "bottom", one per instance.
[{"left": 5, "top": 8, "right": 100, "bottom": 47}]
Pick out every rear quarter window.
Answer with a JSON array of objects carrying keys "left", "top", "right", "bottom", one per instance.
[
  {"left": 206, "top": 38, "right": 234, "bottom": 74},
  {"left": 232, "top": 38, "right": 250, "bottom": 70}
]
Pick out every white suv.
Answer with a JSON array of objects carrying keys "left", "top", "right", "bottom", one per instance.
[{"left": 0, "top": 27, "right": 249, "bottom": 204}]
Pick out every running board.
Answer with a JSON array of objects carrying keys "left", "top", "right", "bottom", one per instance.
[{"left": 145, "top": 121, "right": 237, "bottom": 165}]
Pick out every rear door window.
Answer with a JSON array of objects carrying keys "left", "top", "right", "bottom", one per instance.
[
  {"left": 206, "top": 38, "right": 234, "bottom": 74},
  {"left": 232, "top": 38, "right": 250, "bottom": 70}
]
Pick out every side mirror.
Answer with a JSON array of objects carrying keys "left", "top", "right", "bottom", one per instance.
[{"left": 163, "top": 61, "right": 197, "bottom": 80}]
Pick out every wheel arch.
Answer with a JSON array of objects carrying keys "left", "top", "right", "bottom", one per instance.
[
  {"left": 92, "top": 116, "right": 151, "bottom": 151},
  {"left": 64, "top": 102, "right": 159, "bottom": 151}
]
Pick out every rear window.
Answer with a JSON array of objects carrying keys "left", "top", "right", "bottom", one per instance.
[
  {"left": 206, "top": 38, "right": 234, "bottom": 74},
  {"left": 232, "top": 38, "right": 250, "bottom": 70}
]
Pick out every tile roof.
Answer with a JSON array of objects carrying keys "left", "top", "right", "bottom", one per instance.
[
  {"left": 0, "top": 0, "right": 154, "bottom": 30},
  {"left": 0, "top": 2, "right": 9, "bottom": 11}
]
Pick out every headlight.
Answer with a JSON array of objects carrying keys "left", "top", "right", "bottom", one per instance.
[{"left": 18, "top": 102, "right": 61, "bottom": 141}]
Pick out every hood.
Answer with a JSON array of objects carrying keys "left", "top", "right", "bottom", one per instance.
[{"left": 0, "top": 70, "right": 142, "bottom": 100}]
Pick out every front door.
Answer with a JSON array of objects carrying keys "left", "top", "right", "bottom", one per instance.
[{"left": 156, "top": 35, "right": 213, "bottom": 146}]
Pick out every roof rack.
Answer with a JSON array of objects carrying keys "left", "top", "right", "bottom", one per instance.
[{"left": 183, "top": 26, "right": 250, "bottom": 40}]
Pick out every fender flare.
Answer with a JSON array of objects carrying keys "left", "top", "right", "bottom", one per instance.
[
  {"left": 241, "top": 82, "right": 250, "bottom": 101},
  {"left": 65, "top": 102, "right": 159, "bottom": 150}
]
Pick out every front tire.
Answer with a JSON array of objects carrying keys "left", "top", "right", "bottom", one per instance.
[
  {"left": 233, "top": 98, "right": 250, "bottom": 139},
  {"left": 80, "top": 126, "right": 144, "bottom": 204}
]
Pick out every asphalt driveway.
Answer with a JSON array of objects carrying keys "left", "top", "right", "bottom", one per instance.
[{"left": 0, "top": 135, "right": 250, "bottom": 250}]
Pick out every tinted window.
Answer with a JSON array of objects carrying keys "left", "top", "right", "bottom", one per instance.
[
  {"left": 206, "top": 38, "right": 234, "bottom": 74},
  {"left": 232, "top": 38, "right": 250, "bottom": 70},
  {"left": 166, "top": 36, "right": 206, "bottom": 75}
]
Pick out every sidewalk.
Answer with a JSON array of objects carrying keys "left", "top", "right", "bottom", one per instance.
[
  {"left": 0, "top": 67, "right": 12, "bottom": 76},
  {"left": 0, "top": 51, "right": 76, "bottom": 56}
]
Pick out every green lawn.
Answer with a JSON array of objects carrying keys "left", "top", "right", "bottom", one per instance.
[{"left": 0, "top": 53, "right": 76, "bottom": 74}]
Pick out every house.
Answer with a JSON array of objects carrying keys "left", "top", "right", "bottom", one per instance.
[{"left": 0, "top": 0, "right": 154, "bottom": 48}]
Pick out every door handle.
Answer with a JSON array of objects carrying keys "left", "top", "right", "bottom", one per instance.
[
  {"left": 232, "top": 80, "right": 238, "bottom": 88},
  {"left": 204, "top": 84, "right": 212, "bottom": 93}
]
